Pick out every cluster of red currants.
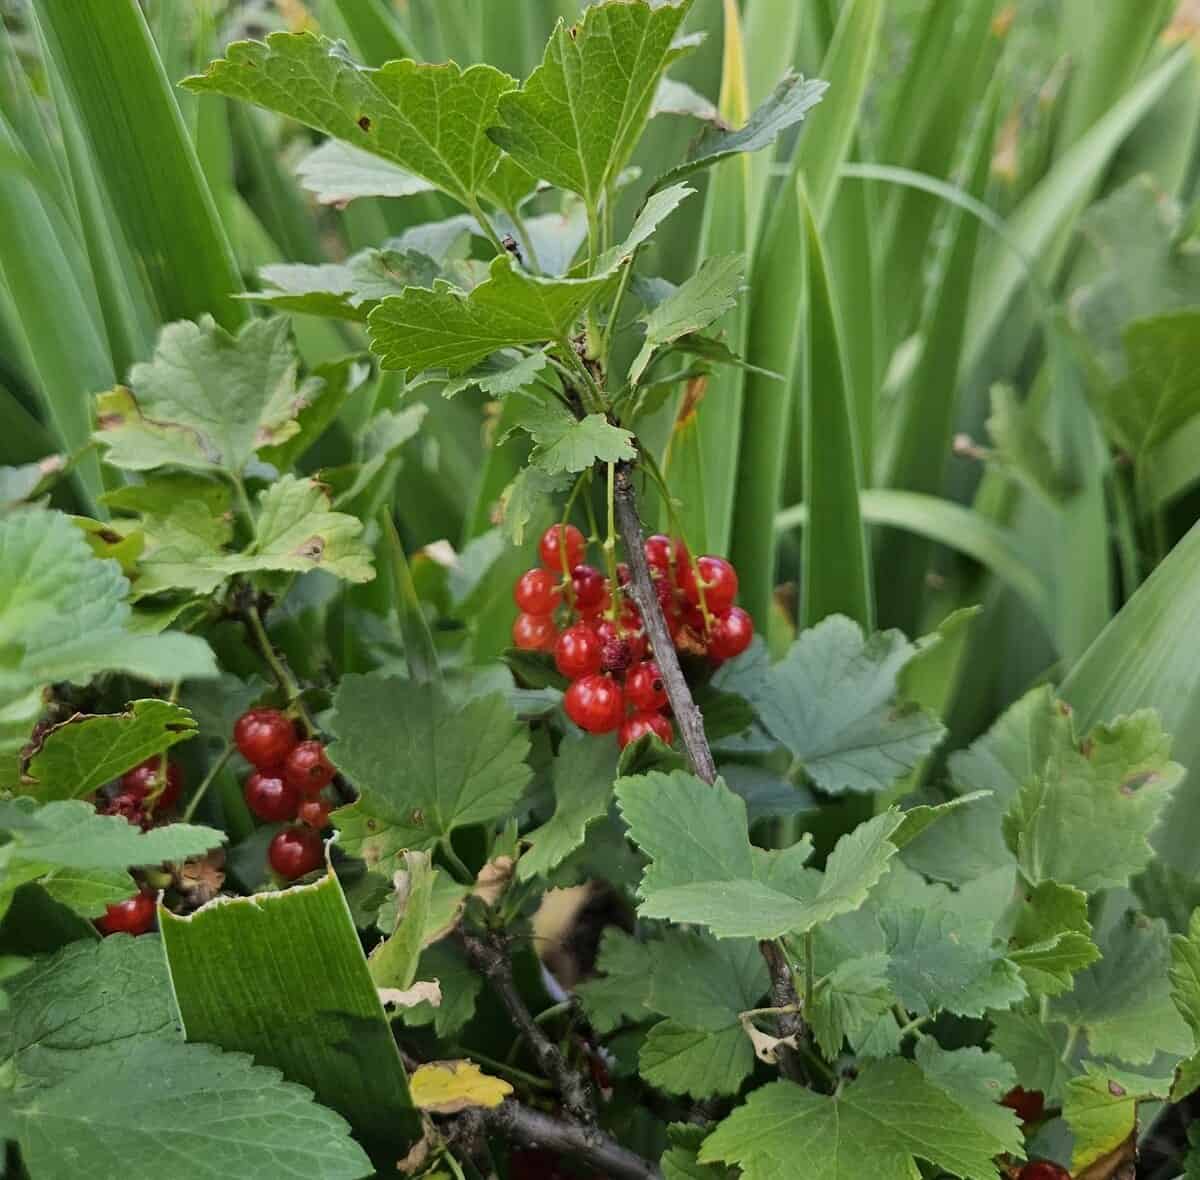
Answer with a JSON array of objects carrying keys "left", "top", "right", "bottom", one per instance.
[
  {"left": 512, "top": 524, "right": 754, "bottom": 745},
  {"left": 234, "top": 708, "right": 334, "bottom": 881},
  {"left": 93, "top": 754, "right": 185, "bottom": 936}
]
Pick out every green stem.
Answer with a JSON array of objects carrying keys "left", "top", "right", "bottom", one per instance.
[
  {"left": 451, "top": 1047, "right": 556, "bottom": 1093},
  {"left": 441, "top": 1152, "right": 468, "bottom": 1180},
  {"left": 468, "top": 197, "right": 509, "bottom": 256},
  {"left": 244, "top": 599, "right": 315, "bottom": 735},
  {"left": 803, "top": 932, "right": 815, "bottom": 1016},
  {"left": 509, "top": 209, "right": 541, "bottom": 273},
  {"left": 440, "top": 837, "right": 474, "bottom": 885},
  {"left": 557, "top": 340, "right": 606, "bottom": 415},
  {"left": 533, "top": 1000, "right": 574, "bottom": 1027},
  {"left": 602, "top": 259, "right": 635, "bottom": 376},
  {"left": 896, "top": 1014, "right": 932, "bottom": 1040},
  {"left": 182, "top": 744, "right": 234, "bottom": 822},
  {"left": 229, "top": 472, "right": 255, "bottom": 533},
  {"left": 1060, "top": 1024, "right": 1081, "bottom": 1065}
]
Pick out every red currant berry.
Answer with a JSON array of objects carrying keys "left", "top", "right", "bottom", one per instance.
[
  {"left": 513, "top": 611, "right": 558, "bottom": 651},
  {"left": 1000, "top": 1086, "right": 1045, "bottom": 1124},
  {"left": 96, "top": 890, "right": 156, "bottom": 936},
  {"left": 234, "top": 708, "right": 298, "bottom": 769},
  {"left": 643, "top": 534, "right": 675, "bottom": 575},
  {"left": 514, "top": 567, "right": 561, "bottom": 615},
  {"left": 297, "top": 797, "right": 332, "bottom": 829},
  {"left": 681, "top": 555, "right": 739, "bottom": 613},
  {"left": 709, "top": 606, "right": 754, "bottom": 660},
  {"left": 244, "top": 769, "right": 301, "bottom": 822},
  {"left": 120, "top": 757, "right": 183, "bottom": 810},
  {"left": 570, "top": 564, "right": 608, "bottom": 609},
  {"left": 595, "top": 619, "right": 645, "bottom": 670},
  {"left": 539, "top": 524, "right": 585, "bottom": 572},
  {"left": 626, "top": 661, "right": 669, "bottom": 712},
  {"left": 268, "top": 826, "right": 324, "bottom": 880},
  {"left": 283, "top": 740, "right": 335, "bottom": 795},
  {"left": 563, "top": 674, "right": 624, "bottom": 734},
  {"left": 555, "top": 623, "right": 603, "bottom": 680},
  {"left": 99, "top": 791, "right": 151, "bottom": 829},
  {"left": 1017, "top": 1164, "right": 1070, "bottom": 1180},
  {"left": 618, "top": 711, "right": 674, "bottom": 749}
]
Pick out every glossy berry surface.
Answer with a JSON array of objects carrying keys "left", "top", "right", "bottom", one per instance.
[
  {"left": 1001, "top": 1086, "right": 1045, "bottom": 1124},
  {"left": 643, "top": 534, "right": 678, "bottom": 576},
  {"left": 120, "top": 757, "right": 182, "bottom": 810},
  {"left": 625, "top": 661, "right": 668, "bottom": 712},
  {"left": 619, "top": 711, "right": 674, "bottom": 749},
  {"left": 570, "top": 564, "right": 608, "bottom": 609},
  {"left": 709, "top": 606, "right": 754, "bottom": 660},
  {"left": 96, "top": 891, "right": 156, "bottom": 936},
  {"left": 268, "top": 826, "right": 324, "bottom": 880},
  {"left": 283, "top": 740, "right": 335, "bottom": 795},
  {"left": 244, "top": 769, "right": 300, "bottom": 822},
  {"left": 297, "top": 797, "right": 332, "bottom": 830},
  {"left": 234, "top": 708, "right": 298, "bottom": 769},
  {"left": 513, "top": 611, "right": 558, "bottom": 651},
  {"left": 539, "top": 523, "right": 585, "bottom": 572},
  {"left": 514, "top": 567, "right": 561, "bottom": 615},
  {"left": 681, "top": 555, "right": 739, "bottom": 614},
  {"left": 564, "top": 674, "right": 624, "bottom": 734},
  {"left": 1017, "top": 1164, "right": 1070, "bottom": 1180},
  {"left": 555, "top": 623, "right": 603, "bottom": 680}
]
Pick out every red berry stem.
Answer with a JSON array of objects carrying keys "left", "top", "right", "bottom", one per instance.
[
  {"left": 612, "top": 462, "right": 717, "bottom": 784},
  {"left": 242, "top": 596, "right": 315, "bottom": 736}
]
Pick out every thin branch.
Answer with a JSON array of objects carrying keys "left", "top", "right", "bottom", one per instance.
[
  {"left": 758, "top": 939, "right": 807, "bottom": 1084},
  {"left": 484, "top": 1100, "right": 661, "bottom": 1180},
  {"left": 460, "top": 931, "right": 595, "bottom": 1124},
  {"left": 612, "top": 461, "right": 717, "bottom": 784}
]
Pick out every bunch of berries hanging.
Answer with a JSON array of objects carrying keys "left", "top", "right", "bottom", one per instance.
[
  {"left": 234, "top": 708, "right": 334, "bottom": 881},
  {"left": 512, "top": 524, "right": 754, "bottom": 744}
]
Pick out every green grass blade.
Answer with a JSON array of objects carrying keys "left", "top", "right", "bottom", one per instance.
[
  {"left": 328, "top": 0, "right": 418, "bottom": 65},
  {"left": 160, "top": 870, "right": 420, "bottom": 1162},
  {"left": 793, "top": 0, "right": 883, "bottom": 229},
  {"left": 777, "top": 490, "right": 1052, "bottom": 631},
  {"left": 32, "top": 0, "right": 246, "bottom": 331},
  {"left": 1060, "top": 519, "right": 1200, "bottom": 876},
  {"left": 799, "top": 182, "right": 871, "bottom": 630},
  {"left": 961, "top": 46, "right": 1191, "bottom": 382}
]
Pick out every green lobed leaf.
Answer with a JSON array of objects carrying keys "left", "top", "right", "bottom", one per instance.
[
  {"left": 1008, "top": 881, "right": 1101, "bottom": 999},
  {"left": 490, "top": 0, "right": 692, "bottom": 212},
  {"left": 39, "top": 867, "right": 137, "bottom": 919},
  {"left": 95, "top": 317, "right": 310, "bottom": 476},
  {"left": 295, "top": 139, "right": 434, "bottom": 206},
  {"left": 251, "top": 248, "right": 441, "bottom": 322},
  {"left": 640, "top": 1021, "right": 754, "bottom": 1099},
  {"left": 1063, "top": 1064, "right": 1172, "bottom": 1174},
  {"left": 808, "top": 953, "right": 893, "bottom": 1060},
  {"left": 749, "top": 615, "right": 946, "bottom": 794},
  {"left": 1170, "top": 908, "right": 1200, "bottom": 1098},
  {"left": 216, "top": 475, "right": 375, "bottom": 584},
  {"left": 509, "top": 398, "right": 636, "bottom": 474},
  {"left": 517, "top": 734, "right": 618, "bottom": 881},
  {"left": 1002, "top": 710, "right": 1181, "bottom": 892},
  {"left": 398, "top": 941, "right": 482, "bottom": 1038},
  {"left": 367, "top": 253, "right": 614, "bottom": 375},
  {"left": 18, "top": 699, "right": 197, "bottom": 802},
  {"left": 629, "top": 254, "right": 747, "bottom": 384},
  {"left": 0, "top": 509, "right": 217, "bottom": 758},
  {"left": 499, "top": 466, "right": 570, "bottom": 545},
  {"left": 185, "top": 33, "right": 514, "bottom": 210},
  {"left": 914, "top": 1040, "right": 1022, "bottom": 1155},
  {"left": 662, "top": 1122, "right": 737, "bottom": 1180},
  {"left": 648, "top": 932, "right": 768, "bottom": 1032},
  {"left": 700, "top": 1060, "right": 1017, "bottom": 1180},
  {"left": 989, "top": 1010, "right": 1077, "bottom": 1105},
  {"left": 576, "top": 928, "right": 657, "bottom": 1034},
  {"left": 0, "top": 799, "right": 225, "bottom": 870},
  {"left": 367, "top": 851, "right": 435, "bottom": 991},
  {"left": 329, "top": 676, "right": 531, "bottom": 868},
  {"left": 654, "top": 70, "right": 827, "bottom": 190}
]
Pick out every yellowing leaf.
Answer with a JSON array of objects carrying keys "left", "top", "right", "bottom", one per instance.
[{"left": 410, "top": 1060, "right": 512, "bottom": 1114}]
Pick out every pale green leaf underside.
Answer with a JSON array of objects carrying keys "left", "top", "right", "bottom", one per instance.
[
  {"left": 296, "top": 138, "right": 434, "bottom": 205},
  {"left": 512, "top": 399, "right": 636, "bottom": 473}
]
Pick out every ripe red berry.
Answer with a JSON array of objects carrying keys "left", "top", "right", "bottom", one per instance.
[
  {"left": 234, "top": 708, "right": 298, "bottom": 769},
  {"left": 514, "top": 567, "right": 561, "bottom": 615},
  {"left": 1017, "top": 1164, "right": 1070, "bottom": 1180},
  {"left": 1001, "top": 1086, "right": 1045, "bottom": 1124},
  {"left": 268, "top": 826, "right": 324, "bottom": 880},
  {"left": 96, "top": 891, "right": 156, "bottom": 936},
  {"left": 539, "top": 524, "right": 585, "bottom": 572},
  {"left": 513, "top": 611, "right": 558, "bottom": 651},
  {"left": 555, "top": 623, "right": 603, "bottom": 679},
  {"left": 283, "top": 740, "right": 335, "bottom": 795},
  {"left": 681, "top": 555, "right": 739, "bottom": 613},
  {"left": 120, "top": 757, "right": 183, "bottom": 810},
  {"left": 297, "top": 797, "right": 332, "bottom": 829},
  {"left": 563, "top": 674, "right": 624, "bottom": 734},
  {"left": 709, "top": 606, "right": 754, "bottom": 660},
  {"left": 619, "top": 711, "right": 674, "bottom": 749},
  {"left": 626, "top": 661, "right": 669, "bottom": 712},
  {"left": 570, "top": 564, "right": 608, "bottom": 609},
  {"left": 244, "top": 769, "right": 300, "bottom": 822},
  {"left": 643, "top": 534, "right": 676, "bottom": 575},
  {"left": 99, "top": 791, "right": 151, "bottom": 830},
  {"left": 595, "top": 618, "right": 645, "bottom": 670}
]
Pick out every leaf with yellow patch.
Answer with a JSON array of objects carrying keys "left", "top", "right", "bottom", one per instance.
[{"left": 410, "top": 1060, "right": 513, "bottom": 1114}]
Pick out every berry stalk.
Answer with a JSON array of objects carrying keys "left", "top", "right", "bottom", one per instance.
[{"left": 611, "top": 462, "right": 717, "bottom": 784}]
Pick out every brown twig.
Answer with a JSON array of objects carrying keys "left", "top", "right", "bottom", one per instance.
[
  {"left": 485, "top": 1100, "right": 662, "bottom": 1180},
  {"left": 758, "top": 939, "right": 807, "bottom": 1084},
  {"left": 612, "top": 460, "right": 717, "bottom": 784},
  {"left": 460, "top": 931, "right": 595, "bottom": 1124}
]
